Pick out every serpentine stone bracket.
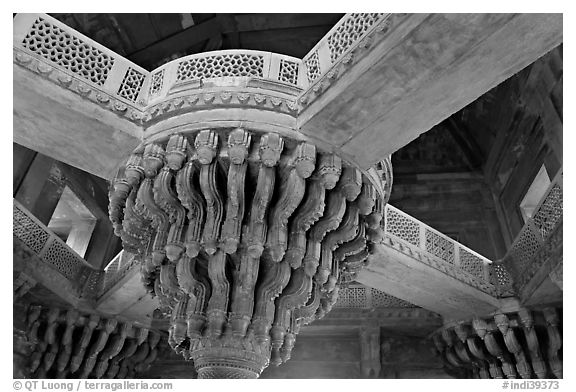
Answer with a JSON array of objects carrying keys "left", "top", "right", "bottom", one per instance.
[
  {"left": 431, "top": 307, "right": 562, "bottom": 379},
  {"left": 109, "top": 127, "right": 389, "bottom": 378},
  {"left": 18, "top": 304, "right": 161, "bottom": 379}
]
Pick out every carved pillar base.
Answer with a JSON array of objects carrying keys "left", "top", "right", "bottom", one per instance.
[{"left": 191, "top": 344, "right": 269, "bottom": 379}]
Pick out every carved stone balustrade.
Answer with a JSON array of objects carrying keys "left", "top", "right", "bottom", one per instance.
[
  {"left": 381, "top": 204, "right": 514, "bottom": 298},
  {"left": 15, "top": 13, "right": 562, "bottom": 179},
  {"left": 102, "top": 251, "right": 138, "bottom": 293},
  {"left": 335, "top": 285, "right": 419, "bottom": 310},
  {"left": 16, "top": 304, "right": 161, "bottom": 379},
  {"left": 13, "top": 199, "right": 104, "bottom": 305},
  {"left": 501, "top": 170, "right": 563, "bottom": 304},
  {"left": 109, "top": 127, "right": 390, "bottom": 378},
  {"left": 431, "top": 307, "right": 562, "bottom": 379}
]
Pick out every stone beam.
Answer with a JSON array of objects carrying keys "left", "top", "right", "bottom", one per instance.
[
  {"left": 96, "top": 265, "right": 158, "bottom": 327},
  {"left": 356, "top": 242, "right": 501, "bottom": 320},
  {"left": 298, "top": 13, "right": 563, "bottom": 169},
  {"left": 13, "top": 64, "right": 142, "bottom": 180},
  {"left": 301, "top": 307, "right": 442, "bottom": 336}
]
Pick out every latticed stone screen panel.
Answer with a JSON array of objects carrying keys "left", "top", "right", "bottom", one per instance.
[
  {"left": 176, "top": 54, "right": 264, "bottom": 82},
  {"left": 336, "top": 287, "right": 418, "bottom": 308},
  {"left": 510, "top": 227, "right": 542, "bottom": 272},
  {"left": 370, "top": 288, "right": 417, "bottom": 308},
  {"left": 103, "top": 253, "right": 138, "bottom": 292},
  {"left": 425, "top": 229, "right": 455, "bottom": 264},
  {"left": 490, "top": 264, "right": 513, "bottom": 289},
  {"left": 336, "top": 287, "right": 367, "bottom": 307},
  {"left": 533, "top": 184, "right": 562, "bottom": 238},
  {"left": 149, "top": 69, "right": 164, "bottom": 96},
  {"left": 42, "top": 240, "right": 84, "bottom": 280},
  {"left": 305, "top": 51, "right": 321, "bottom": 83},
  {"left": 13, "top": 204, "right": 49, "bottom": 254},
  {"left": 327, "top": 13, "right": 383, "bottom": 63},
  {"left": 459, "top": 248, "right": 485, "bottom": 280},
  {"left": 83, "top": 270, "right": 104, "bottom": 297},
  {"left": 117, "top": 67, "right": 146, "bottom": 102},
  {"left": 278, "top": 59, "right": 299, "bottom": 85},
  {"left": 385, "top": 208, "right": 420, "bottom": 246},
  {"left": 22, "top": 17, "right": 114, "bottom": 86}
]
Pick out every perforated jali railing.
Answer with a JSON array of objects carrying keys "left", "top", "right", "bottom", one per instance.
[
  {"left": 302, "top": 13, "right": 389, "bottom": 85},
  {"left": 13, "top": 199, "right": 103, "bottom": 297},
  {"left": 503, "top": 170, "right": 563, "bottom": 290},
  {"left": 148, "top": 50, "right": 305, "bottom": 101},
  {"left": 13, "top": 13, "right": 150, "bottom": 107},
  {"left": 336, "top": 285, "right": 418, "bottom": 309},
  {"left": 102, "top": 250, "right": 139, "bottom": 294},
  {"left": 14, "top": 13, "right": 393, "bottom": 110},
  {"left": 382, "top": 204, "right": 514, "bottom": 297}
]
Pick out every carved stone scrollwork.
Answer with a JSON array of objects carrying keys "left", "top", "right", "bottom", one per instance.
[
  {"left": 452, "top": 323, "right": 490, "bottom": 379},
  {"left": 221, "top": 130, "right": 249, "bottom": 254},
  {"left": 199, "top": 161, "right": 225, "bottom": 255},
  {"left": 137, "top": 179, "right": 169, "bottom": 266},
  {"left": 245, "top": 166, "right": 275, "bottom": 258},
  {"left": 70, "top": 313, "right": 100, "bottom": 373},
  {"left": 175, "top": 160, "right": 204, "bottom": 258},
  {"left": 543, "top": 308, "right": 562, "bottom": 379},
  {"left": 266, "top": 151, "right": 306, "bottom": 262},
  {"left": 495, "top": 313, "right": 533, "bottom": 378},
  {"left": 304, "top": 189, "right": 346, "bottom": 280},
  {"left": 109, "top": 128, "right": 390, "bottom": 378},
  {"left": 518, "top": 309, "right": 548, "bottom": 379},
  {"left": 22, "top": 305, "right": 160, "bottom": 379},
  {"left": 432, "top": 308, "right": 563, "bottom": 379},
  {"left": 154, "top": 167, "right": 186, "bottom": 262},
  {"left": 165, "top": 134, "right": 189, "bottom": 171}
]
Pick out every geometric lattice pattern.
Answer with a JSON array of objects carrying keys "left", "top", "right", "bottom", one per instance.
[
  {"left": 149, "top": 69, "right": 164, "bottom": 96},
  {"left": 425, "top": 229, "right": 455, "bottom": 264},
  {"left": 305, "top": 51, "right": 321, "bottom": 83},
  {"left": 22, "top": 18, "right": 114, "bottom": 86},
  {"left": 510, "top": 226, "right": 542, "bottom": 272},
  {"left": 42, "top": 240, "right": 83, "bottom": 280},
  {"left": 176, "top": 53, "right": 264, "bottom": 82},
  {"left": 385, "top": 207, "right": 420, "bottom": 246},
  {"left": 278, "top": 58, "right": 299, "bottom": 85},
  {"left": 13, "top": 204, "right": 49, "bottom": 254},
  {"left": 103, "top": 252, "right": 137, "bottom": 292},
  {"left": 117, "top": 67, "right": 146, "bottom": 102},
  {"left": 532, "top": 184, "right": 562, "bottom": 238},
  {"left": 336, "top": 287, "right": 366, "bottom": 308},
  {"left": 459, "top": 248, "right": 486, "bottom": 279},
  {"left": 335, "top": 286, "right": 418, "bottom": 308},
  {"left": 370, "top": 288, "right": 417, "bottom": 308},
  {"left": 489, "top": 263, "right": 513, "bottom": 290},
  {"left": 327, "top": 13, "right": 383, "bottom": 63}
]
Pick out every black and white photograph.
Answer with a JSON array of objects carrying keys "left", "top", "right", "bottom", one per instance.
[{"left": 10, "top": 7, "right": 565, "bottom": 385}]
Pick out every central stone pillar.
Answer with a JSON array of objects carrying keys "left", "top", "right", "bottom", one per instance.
[
  {"left": 108, "top": 86, "right": 391, "bottom": 379},
  {"left": 109, "top": 126, "right": 390, "bottom": 378}
]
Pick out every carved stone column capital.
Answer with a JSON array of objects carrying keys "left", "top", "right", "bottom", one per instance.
[{"left": 109, "top": 127, "right": 391, "bottom": 378}]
